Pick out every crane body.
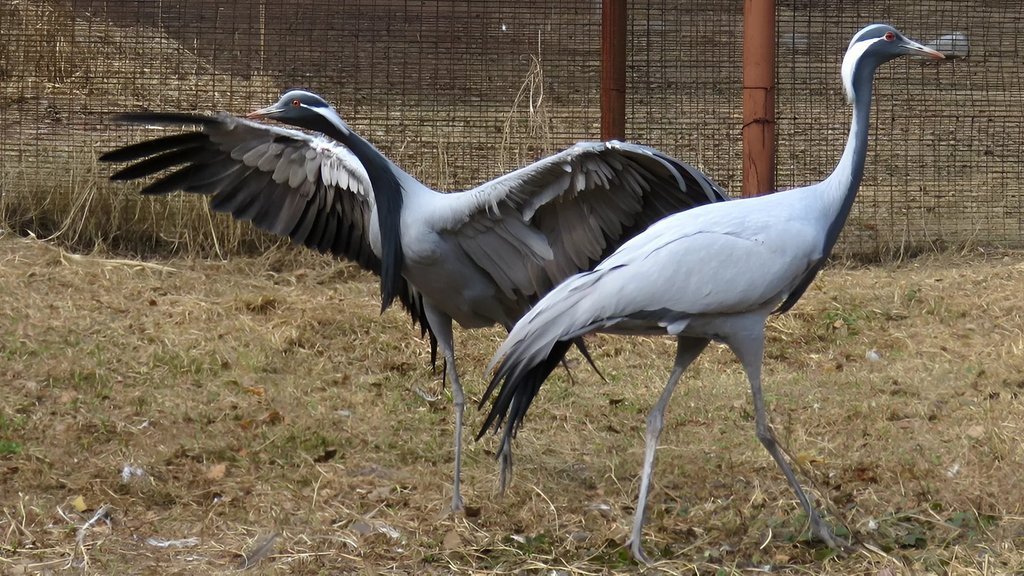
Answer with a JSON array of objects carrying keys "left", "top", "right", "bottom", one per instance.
[
  {"left": 101, "top": 96, "right": 728, "bottom": 513},
  {"left": 478, "top": 24, "right": 945, "bottom": 562}
]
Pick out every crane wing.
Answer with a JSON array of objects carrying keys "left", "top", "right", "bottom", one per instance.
[
  {"left": 478, "top": 216, "right": 821, "bottom": 441},
  {"left": 437, "top": 141, "right": 728, "bottom": 301},
  {"left": 101, "top": 112, "right": 379, "bottom": 266},
  {"left": 100, "top": 112, "right": 434, "bottom": 345}
]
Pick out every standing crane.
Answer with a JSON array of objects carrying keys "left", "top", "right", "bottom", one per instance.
[
  {"left": 100, "top": 92, "right": 727, "bottom": 513},
  {"left": 477, "top": 24, "right": 944, "bottom": 562}
]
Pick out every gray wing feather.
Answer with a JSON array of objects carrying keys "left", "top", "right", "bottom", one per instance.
[
  {"left": 441, "top": 141, "right": 727, "bottom": 306},
  {"left": 102, "top": 112, "right": 379, "bottom": 271},
  {"left": 102, "top": 111, "right": 439, "bottom": 357}
]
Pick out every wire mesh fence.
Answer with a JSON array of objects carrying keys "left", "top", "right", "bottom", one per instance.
[
  {"left": 0, "top": 0, "right": 604, "bottom": 255},
  {"left": 1, "top": 0, "right": 1020, "bottom": 258},
  {"left": 775, "top": 0, "right": 1023, "bottom": 256},
  {"left": 627, "top": 0, "right": 743, "bottom": 200}
]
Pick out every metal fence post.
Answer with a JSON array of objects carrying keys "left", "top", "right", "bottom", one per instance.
[
  {"left": 601, "top": 0, "right": 627, "bottom": 141},
  {"left": 742, "top": 0, "right": 775, "bottom": 196}
]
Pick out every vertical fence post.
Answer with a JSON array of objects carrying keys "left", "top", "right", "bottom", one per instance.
[
  {"left": 601, "top": 0, "right": 627, "bottom": 141},
  {"left": 742, "top": 0, "right": 775, "bottom": 196}
]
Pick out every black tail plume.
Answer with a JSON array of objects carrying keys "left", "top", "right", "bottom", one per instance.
[{"left": 476, "top": 339, "right": 574, "bottom": 444}]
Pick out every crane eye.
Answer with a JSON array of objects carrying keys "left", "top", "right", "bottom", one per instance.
[
  {"left": 883, "top": 31, "right": 895, "bottom": 42},
  {"left": 291, "top": 99, "right": 301, "bottom": 107}
]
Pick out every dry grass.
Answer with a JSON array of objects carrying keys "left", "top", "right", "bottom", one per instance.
[
  {"left": 4, "top": 0, "right": 1022, "bottom": 262},
  {"left": 1, "top": 12, "right": 1022, "bottom": 573},
  {"left": 0, "top": 1, "right": 277, "bottom": 115},
  {"left": 0, "top": 0, "right": 284, "bottom": 257},
  {"left": 498, "top": 32, "right": 555, "bottom": 173},
  {"left": 0, "top": 1, "right": 564, "bottom": 259},
  {"left": 1, "top": 232, "right": 1023, "bottom": 574},
  {"left": 0, "top": 143, "right": 289, "bottom": 259}
]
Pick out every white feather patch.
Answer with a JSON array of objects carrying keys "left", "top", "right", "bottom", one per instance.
[{"left": 841, "top": 37, "right": 882, "bottom": 104}]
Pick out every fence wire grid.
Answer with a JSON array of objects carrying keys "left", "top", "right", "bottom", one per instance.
[{"left": 1, "top": 0, "right": 1021, "bottom": 257}]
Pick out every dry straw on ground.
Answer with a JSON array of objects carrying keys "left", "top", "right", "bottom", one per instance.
[
  {"left": 2, "top": 5, "right": 1023, "bottom": 571},
  {"left": 1, "top": 233, "right": 1022, "bottom": 574}
]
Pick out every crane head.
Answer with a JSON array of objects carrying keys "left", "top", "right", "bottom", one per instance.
[
  {"left": 841, "top": 24, "right": 945, "bottom": 103},
  {"left": 247, "top": 90, "right": 350, "bottom": 136}
]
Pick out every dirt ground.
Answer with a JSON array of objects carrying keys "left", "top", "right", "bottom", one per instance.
[{"left": 1, "top": 233, "right": 1022, "bottom": 574}]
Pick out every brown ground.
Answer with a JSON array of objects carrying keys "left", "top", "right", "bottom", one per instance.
[
  {"left": 2, "top": 3, "right": 1023, "bottom": 573},
  {"left": 1, "top": 233, "right": 1022, "bottom": 574}
]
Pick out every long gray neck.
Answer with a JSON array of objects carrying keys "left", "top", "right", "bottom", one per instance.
[
  {"left": 818, "top": 63, "right": 875, "bottom": 259},
  {"left": 311, "top": 109, "right": 406, "bottom": 313}
]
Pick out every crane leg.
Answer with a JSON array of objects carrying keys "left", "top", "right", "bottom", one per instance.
[
  {"left": 493, "top": 323, "right": 514, "bottom": 493},
  {"left": 628, "top": 336, "right": 709, "bottom": 564},
  {"left": 725, "top": 328, "right": 844, "bottom": 551},
  {"left": 424, "top": 306, "right": 465, "bottom": 514},
  {"left": 497, "top": 426, "right": 512, "bottom": 493}
]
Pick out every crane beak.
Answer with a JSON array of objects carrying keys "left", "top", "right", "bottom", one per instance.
[
  {"left": 900, "top": 38, "right": 945, "bottom": 60},
  {"left": 246, "top": 104, "right": 282, "bottom": 119}
]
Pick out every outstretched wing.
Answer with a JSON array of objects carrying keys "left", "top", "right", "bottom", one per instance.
[
  {"left": 102, "top": 112, "right": 378, "bottom": 265},
  {"left": 100, "top": 112, "right": 436, "bottom": 352},
  {"left": 438, "top": 141, "right": 728, "bottom": 301}
]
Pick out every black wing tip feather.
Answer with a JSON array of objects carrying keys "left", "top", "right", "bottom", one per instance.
[
  {"left": 106, "top": 144, "right": 208, "bottom": 182},
  {"left": 475, "top": 369, "right": 514, "bottom": 440},
  {"left": 651, "top": 150, "right": 730, "bottom": 204},
  {"left": 605, "top": 142, "right": 730, "bottom": 205},
  {"left": 99, "top": 132, "right": 209, "bottom": 164}
]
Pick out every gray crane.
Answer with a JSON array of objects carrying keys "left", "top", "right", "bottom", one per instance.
[
  {"left": 477, "top": 24, "right": 944, "bottom": 562},
  {"left": 100, "top": 93, "right": 727, "bottom": 513}
]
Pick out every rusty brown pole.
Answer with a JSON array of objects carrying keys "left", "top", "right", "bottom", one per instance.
[
  {"left": 742, "top": 0, "right": 775, "bottom": 197},
  {"left": 601, "top": 0, "right": 627, "bottom": 141}
]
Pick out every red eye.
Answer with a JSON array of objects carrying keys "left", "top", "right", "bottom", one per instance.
[
  {"left": 884, "top": 31, "right": 895, "bottom": 42},
  {"left": 291, "top": 99, "right": 301, "bottom": 107}
]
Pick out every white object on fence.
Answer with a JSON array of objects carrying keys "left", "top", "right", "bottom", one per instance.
[{"left": 921, "top": 33, "right": 969, "bottom": 60}]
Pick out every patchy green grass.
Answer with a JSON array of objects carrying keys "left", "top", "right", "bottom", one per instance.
[{"left": 0, "top": 234, "right": 1022, "bottom": 574}]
